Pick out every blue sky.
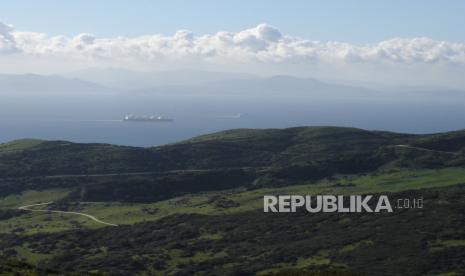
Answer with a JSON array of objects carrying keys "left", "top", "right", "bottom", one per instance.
[
  {"left": 1, "top": 1, "right": 465, "bottom": 88},
  {"left": 1, "top": 0, "right": 465, "bottom": 43}
]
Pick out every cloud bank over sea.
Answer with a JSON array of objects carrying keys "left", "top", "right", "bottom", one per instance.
[{"left": 2, "top": 22, "right": 465, "bottom": 88}]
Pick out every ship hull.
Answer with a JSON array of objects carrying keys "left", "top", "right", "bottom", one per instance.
[{"left": 123, "top": 118, "right": 173, "bottom": 122}]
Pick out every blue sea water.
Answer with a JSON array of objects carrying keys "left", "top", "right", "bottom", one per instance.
[{"left": 1, "top": 95, "right": 464, "bottom": 147}]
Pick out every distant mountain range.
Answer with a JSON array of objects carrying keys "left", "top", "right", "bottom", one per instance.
[
  {"left": 0, "top": 74, "right": 113, "bottom": 95},
  {"left": 0, "top": 70, "right": 382, "bottom": 98},
  {"left": 63, "top": 68, "right": 259, "bottom": 90},
  {"left": 1, "top": 70, "right": 464, "bottom": 99}
]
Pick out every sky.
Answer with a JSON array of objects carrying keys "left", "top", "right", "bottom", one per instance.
[
  {"left": 1, "top": 1, "right": 465, "bottom": 88},
  {"left": 1, "top": 0, "right": 465, "bottom": 43}
]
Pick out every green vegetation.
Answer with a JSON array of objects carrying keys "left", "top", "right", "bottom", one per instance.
[
  {"left": 338, "top": 240, "right": 374, "bottom": 254},
  {"left": 3, "top": 167, "right": 465, "bottom": 235},
  {"left": 0, "top": 258, "right": 66, "bottom": 276},
  {"left": 2, "top": 184, "right": 464, "bottom": 275},
  {"left": 428, "top": 240, "right": 465, "bottom": 252},
  {"left": 0, "top": 189, "right": 70, "bottom": 209},
  {"left": 182, "top": 128, "right": 282, "bottom": 143},
  {"left": 1, "top": 126, "right": 465, "bottom": 274},
  {"left": 0, "top": 139, "right": 44, "bottom": 153}
]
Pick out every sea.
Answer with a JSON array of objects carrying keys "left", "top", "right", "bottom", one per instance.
[{"left": 1, "top": 95, "right": 464, "bottom": 147}]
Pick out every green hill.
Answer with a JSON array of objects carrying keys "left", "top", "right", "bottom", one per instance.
[
  {"left": 1, "top": 126, "right": 465, "bottom": 202},
  {"left": 0, "top": 139, "right": 45, "bottom": 153}
]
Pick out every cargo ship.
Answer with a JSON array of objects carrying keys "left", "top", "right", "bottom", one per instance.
[{"left": 123, "top": 114, "right": 173, "bottom": 122}]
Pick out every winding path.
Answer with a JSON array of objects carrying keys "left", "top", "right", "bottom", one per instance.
[{"left": 18, "top": 202, "right": 118, "bottom": 227}]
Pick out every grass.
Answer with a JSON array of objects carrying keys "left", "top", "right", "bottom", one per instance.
[
  {"left": 3, "top": 166, "right": 465, "bottom": 264},
  {"left": 13, "top": 244, "right": 50, "bottom": 265},
  {"left": 75, "top": 194, "right": 218, "bottom": 225},
  {"left": 256, "top": 249, "right": 333, "bottom": 275},
  {"left": 0, "top": 211, "right": 103, "bottom": 235},
  {"left": 163, "top": 248, "right": 228, "bottom": 273},
  {"left": 0, "top": 139, "right": 44, "bottom": 153},
  {"left": 339, "top": 240, "right": 374, "bottom": 253},
  {"left": 0, "top": 189, "right": 104, "bottom": 235},
  {"left": 199, "top": 232, "right": 223, "bottom": 241},
  {"left": 428, "top": 240, "right": 465, "bottom": 252},
  {"left": 220, "top": 167, "right": 465, "bottom": 212},
  {"left": 180, "top": 128, "right": 280, "bottom": 143},
  {"left": 5, "top": 167, "right": 465, "bottom": 235},
  {"left": 295, "top": 249, "right": 331, "bottom": 267},
  {"left": 0, "top": 189, "right": 70, "bottom": 209}
]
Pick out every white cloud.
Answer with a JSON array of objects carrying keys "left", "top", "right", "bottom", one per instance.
[
  {"left": 0, "top": 22, "right": 18, "bottom": 54},
  {"left": 1, "top": 22, "right": 465, "bottom": 87}
]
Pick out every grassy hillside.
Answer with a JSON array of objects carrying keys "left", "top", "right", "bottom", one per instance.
[
  {"left": 0, "top": 126, "right": 405, "bottom": 177},
  {"left": 2, "top": 184, "right": 464, "bottom": 275},
  {"left": 0, "top": 139, "right": 44, "bottom": 153},
  {"left": 1, "top": 126, "right": 465, "bottom": 202},
  {"left": 1, "top": 126, "right": 465, "bottom": 275},
  {"left": 2, "top": 167, "right": 465, "bottom": 235},
  {"left": 410, "top": 129, "right": 465, "bottom": 152}
]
